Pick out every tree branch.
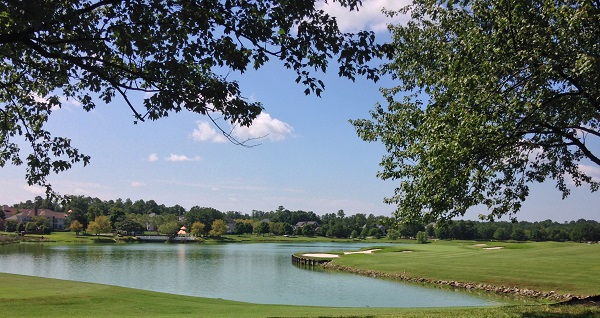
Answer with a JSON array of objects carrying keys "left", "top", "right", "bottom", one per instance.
[
  {"left": 206, "top": 113, "right": 263, "bottom": 148},
  {"left": 544, "top": 124, "right": 600, "bottom": 166},
  {"left": 554, "top": 66, "right": 600, "bottom": 111},
  {"left": 22, "top": 38, "right": 146, "bottom": 122}
]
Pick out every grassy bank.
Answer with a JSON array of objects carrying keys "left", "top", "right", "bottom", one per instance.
[
  {"left": 327, "top": 241, "right": 600, "bottom": 297},
  {"left": 1, "top": 273, "right": 599, "bottom": 318}
]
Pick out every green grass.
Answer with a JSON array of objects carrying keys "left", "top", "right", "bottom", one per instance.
[
  {"left": 0, "top": 231, "right": 116, "bottom": 244},
  {"left": 330, "top": 241, "right": 600, "bottom": 297},
  {"left": 1, "top": 273, "right": 599, "bottom": 318}
]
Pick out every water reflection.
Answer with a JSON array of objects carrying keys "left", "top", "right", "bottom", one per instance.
[{"left": 0, "top": 242, "right": 499, "bottom": 307}]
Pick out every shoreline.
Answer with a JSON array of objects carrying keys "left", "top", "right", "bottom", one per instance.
[{"left": 321, "top": 262, "right": 590, "bottom": 303}]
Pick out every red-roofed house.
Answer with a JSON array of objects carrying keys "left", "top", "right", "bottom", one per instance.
[{"left": 5, "top": 208, "right": 68, "bottom": 230}]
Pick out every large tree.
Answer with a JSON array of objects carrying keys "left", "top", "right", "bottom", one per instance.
[
  {"left": 1, "top": 0, "right": 387, "bottom": 194},
  {"left": 352, "top": 0, "right": 600, "bottom": 223},
  {"left": 208, "top": 219, "right": 228, "bottom": 237},
  {"left": 87, "top": 215, "right": 112, "bottom": 235}
]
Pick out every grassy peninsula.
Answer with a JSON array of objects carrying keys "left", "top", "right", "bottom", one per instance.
[{"left": 325, "top": 240, "right": 600, "bottom": 298}]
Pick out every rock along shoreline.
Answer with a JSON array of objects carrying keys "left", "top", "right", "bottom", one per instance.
[{"left": 321, "top": 263, "right": 592, "bottom": 303}]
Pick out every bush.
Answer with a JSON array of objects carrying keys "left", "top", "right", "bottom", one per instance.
[
  {"left": 387, "top": 229, "right": 400, "bottom": 240},
  {"left": 41, "top": 225, "right": 51, "bottom": 235},
  {"left": 5, "top": 220, "right": 18, "bottom": 232},
  {"left": 25, "top": 222, "right": 38, "bottom": 232},
  {"left": 416, "top": 231, "right": 428, "bottom": 244}
]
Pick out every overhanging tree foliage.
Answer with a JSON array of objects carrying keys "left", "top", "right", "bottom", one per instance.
[
  {"left": 1, "top": 0, "right": 387, "bottom": 194},
  {"left": 352, "top": 0, "right": 600, "bottom": 222}
]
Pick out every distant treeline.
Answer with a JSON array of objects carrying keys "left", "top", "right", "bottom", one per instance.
[
  {"left": 3, "top": 195, "right": 599, "bottom": 242},
  {"left": 426, "top": 219, "right": 600, "bottom": 242}
]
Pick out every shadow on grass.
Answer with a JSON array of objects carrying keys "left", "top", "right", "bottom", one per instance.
[
  {"left": 92, "top": 237, "right": 116, "bottom": 243},
  {"left": 267, "top": 316, "right": 377, "bottom": 318},
  {"left": 522, "top": 297, "right": 600, "bottom": 318},
  {"left": 521, "top": 311, "right": 599, "bottom": 318}
]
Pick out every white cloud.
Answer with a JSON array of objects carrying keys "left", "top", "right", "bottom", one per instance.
[
  {"left": 232, "top": 113, "right": 293, "bottom": 142},
  {"left": 578, "top": 164, "right": 600, "bottom": 182},
  {"left": 72, "top": 188, "right": 91, "bottom": 195},
  {"left": 148, "top": 153, "right": 159, "bottom": 162},
  {"left": 191, "top": 121, "right": 228, "bottom": 143},
  {"left": 22, "top": 185, "right": 46, "bottom": 195},
  {"left": 166, "top": 154, "right": 201, "bottom": 162},
  {"left": 316, "top": 0, "right": 410, "bottom": 33},
  {"left": 130, "top": 181, "right": 146, "bottom": 188},
  {"left": 31, "top": 93, "right": 81, "bottom": 110},
  {"left": 60, "top": 96, "right": 81, "bottom": 108},
  {"left": 191, "top": 113, "right": 293, "bottom": 143}
]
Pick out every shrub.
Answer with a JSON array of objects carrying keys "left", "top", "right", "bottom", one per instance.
[
  {"left": 25, "top": 222, "right": 38, "bottom": 232},
  {"left": 416, "top": 231, "right": 428, "bottom": 244},
  {"left": 387, "top": 229, "right": 400, "bottom": 240},
  {"left": 5, "top": 220, "right": 18, "bottom": 232}
]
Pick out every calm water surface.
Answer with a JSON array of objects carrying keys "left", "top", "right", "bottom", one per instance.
[{"left": 0, "top": 242, "right": 498, "bottom": 307}]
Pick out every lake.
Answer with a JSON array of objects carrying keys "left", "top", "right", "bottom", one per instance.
[{"left": 0, "top": 242, "right": 499, "bottom": 307}]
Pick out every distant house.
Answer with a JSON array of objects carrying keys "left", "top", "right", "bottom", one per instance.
[
  {"left": 5, "top": 208, "right": 67, "bottom": 230},
  {"left": 294, "top": 221, "right": 320, "bottom": 232},
  {"left": 146, "top": 213, "right": 158, "bottom": 231},
  {"left": 226, "top": 221, "right": 236, "bottom": 234},
  {"left": 2, "top": 205, "right": 18, "bottom": 218}
]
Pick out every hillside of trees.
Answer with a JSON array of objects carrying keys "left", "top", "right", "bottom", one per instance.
[{"left": 2, "top": 195, "right": 599, "bottom": 242}]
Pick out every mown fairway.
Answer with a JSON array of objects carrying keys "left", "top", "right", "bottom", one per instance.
[{"left": 330, "top": 241, "right": 600, "bottom": 297}]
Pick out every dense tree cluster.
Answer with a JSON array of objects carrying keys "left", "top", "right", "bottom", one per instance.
[
  {"left": 352, "top": 0, "right": 600, "bottom": 223},
  {"left": 2, "top": 197, "right": 391, "bottom": 238},
  {"left": 432, "top": 219, "right": 600, "bottom": 243},
  {"left": 2, "top": 196, "right": 599, "bottom": 242}
]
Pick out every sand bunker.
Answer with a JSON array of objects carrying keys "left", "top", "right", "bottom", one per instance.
[
  {"left": 302, "top": 253, "right": 339, "bottom": 258},
  {"left": 343, "top": 249, "right": 381, "bottom": 255},
  {"left": 483, "top": 247, "right": 504, "bottom": 250},
  {"left": 473, "top": 244, "right": 487, "bottom": 247},
  {"left": 302, "top": 249, "right": 382, "bottom": 258}
]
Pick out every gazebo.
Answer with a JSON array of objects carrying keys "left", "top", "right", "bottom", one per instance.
[{"left": 177, "top": 226, "right": 189, "bottom": 236}]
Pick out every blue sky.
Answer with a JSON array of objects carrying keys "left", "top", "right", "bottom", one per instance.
[{"left": 1, "top": 1, "right": 599, "bottom": 222}]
